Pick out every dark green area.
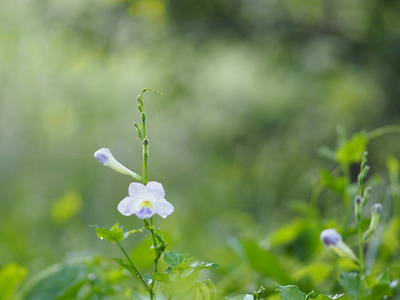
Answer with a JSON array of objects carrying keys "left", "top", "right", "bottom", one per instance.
[{"left": 1, "top": 0, "right": 400, "bottom": 298}]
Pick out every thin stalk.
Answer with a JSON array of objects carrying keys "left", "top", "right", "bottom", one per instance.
[
  {"left": 117, "top": 242, "right": 149, "bottom": 291},
  {"left": 357, "top": 221, "right": 365, "bottom": 275},
  {"left": 367, "top": 125, "right": 400, "bottom": 140},
  {"left": 138, "top": 89, "right": 163, "bottom": 299},
  {"left": 342, "top": 164, "right": 351, "bottom": 225}
]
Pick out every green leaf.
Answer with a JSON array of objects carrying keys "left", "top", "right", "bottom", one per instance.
[
  {"left": 364, "top": 283, "right": 394, "bottom": 300},
  {"left": 311, "top": 294, "right": 348, "bottom": 300},
  {"left": 318, "top": 146, "right": 337, "bottom": 162},
  {"left": 319, "top": 170, "right": 346, "bottom": 196},
  {"left": 90, "top": 223, "right": 142, "bottom": 243},
  {"left": 152, "top": 272, "right": 170, "bottom": 283},
  {"left": 226, "top": 295, "right": 254, "bottom": 300},
  {"left": 189, "top": 261, "right": 220, "bottom": 271},
  {"left": 0, "top": 263, "right": 27, "bottom": 299},
  {"left": 336, "top": 133, "right": 367, "bottom": 167},
  {"left": 242, "top": 240, "right": 289, "bottom": 282},
  {"left": 163, "top": 251, "right": 186, "bottom": 267},
  {"left": 193, "top": 281, "right": 211, "bottom": 300},
  {"left": 112, "top": 258, "right": 137, "bottom": 277},
  {"left": 338, "top": 271, "right": 366, "bottom": 297},
  {"left": 377, "top": 269, "right": 390, "bottom": 284},
  {"left": 21, "top": 262, "right": 89, "bottom": 300},
  {"left": 275, "top": 284, "right": 307, "bottom": 300}
]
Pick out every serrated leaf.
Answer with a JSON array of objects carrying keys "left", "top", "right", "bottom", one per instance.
[
  {"left": 338, "top": 271, "right": 366, "bottom": 297},
  {"left": 90, "top": 223, "right": 143, "bottom": 243},
  {"left": 276, "top": 284, "right": 307, "bottom": 300},
  {"left": 163, "top": 251, "right": 186, "bottom": 267}
]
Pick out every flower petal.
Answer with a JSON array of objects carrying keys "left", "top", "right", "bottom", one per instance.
[
  {"left": 135, "top": 207, "right": 155, "bottom": 219},
  {"left": 117, "top": 196, "right": 141, "bottom": 216},
  {"left": 146, "top": 181, "right": 165, "bottom": 199},
  {"left": 94, "top": 148, "right": 112, "bottom": 166},
  {"left": 129, "top": 182, "right": 146, "bottom": 198},
  {"left": 153, "top": 199, "right": 174, "bottom": 218}
]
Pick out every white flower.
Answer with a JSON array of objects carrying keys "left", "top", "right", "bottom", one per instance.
[
  {"left": 320, "top": 228, "right": 357, "bottom": 262},
  {"left": 94, "top": 148, "right": 142, "bottom": 182},
  {"left": 320, "top": 229, "right": 341, "bottom": 247},
  {"left": 117, "top": 181, "right": 174, "bottom": 219}
]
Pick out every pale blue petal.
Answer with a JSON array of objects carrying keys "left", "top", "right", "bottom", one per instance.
[
  {"left": 117, "top": 196, "right": 140, "bottom": 216},
  {"left": 146, "top": 181, "right": 165, "bottom": 199},
  {"left": 94, "top": 148, "right": 111, "bottom": 165},
  {"left": 129, "top": 182, "right": 146, "bottom": 198},
  {"left": 153, "top": 199, "right": 174, "bottom": 218},
  {"left": 135, "top": 207, "right": 155, "bottom": 219}
]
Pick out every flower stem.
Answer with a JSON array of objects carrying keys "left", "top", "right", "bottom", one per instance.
[
  {"left": 117, "top": 242, "right": 149, "bottom": 291},
  {"left": 137, "top": 89, "right": 163, "bottom": 299},
  {"left": 357, "top": 221, "right": 365, "bottom": 275}
]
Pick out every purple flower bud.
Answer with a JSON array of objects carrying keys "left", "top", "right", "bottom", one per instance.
[
  {"left": 320, "top": 228, "right": 342, "bottom": 247},
  {"left": 94, "top": 148, "right": 111, "bottom": 166},
  {"left": 371, "top": 203, "right": 382, "bottom": 215},
  {"left": 93, "top": 148, "right": 143, "bottom": 182}
]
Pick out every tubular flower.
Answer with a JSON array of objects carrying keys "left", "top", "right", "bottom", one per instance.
[
  {"left": 118, "top": 181, "right": 174, "bottom": 219},
  {"left": 94, "top": 148, "right": 142, "bottom": 182},
  {"left": 320, "top": 228, "right": 357, "bottom": 262}
]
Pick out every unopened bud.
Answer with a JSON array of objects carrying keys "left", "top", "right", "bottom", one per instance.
[
  {"left": 141, "top": 112, "right": 146, "bottom": 123},
  {"left": 321, "top": 229, "right": 341, "bottom": 247},
  {"left": 363, "top": 203, "right": 382, "bottom": 241},
  {"left": 143, "top": 139, "right": 149, "bottom": 146},
  {"left": 137, "top": 95, "right": 142, "bottom": 103},
  {"left": 354, "top": 196, "right": 362, "bottom": 221},
  {"left": 362, "top": 187, "right": 372, "bottom": 207},
  {"left": 137, "top": 104, "right": 143, "bottom": 113},
  {"left": 133, "top": 122, "right": 143, "bottom": 139},
  {"left": 371, "top": 203, "right": 382, "bottom": 215},
  {"left": 320, "top": 229, "right": 357, "bottom": 262},
  {"left": 94, "top": 148, "right": 143, "bottom": 182}
]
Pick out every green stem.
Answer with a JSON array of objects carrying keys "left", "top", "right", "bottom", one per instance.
[
  {"left": 117, "top": 242, "right": 149, "bottom": 291},
  {"left": 136, "top": 89, "right": 163, "bottom": 298},
  {"left": 367, "top": 125, "right": 400, "bottom": 140},
  {"left": 357, "top": 221, "right": 365, "bottom": 275},
  {"left": 342, "top": 164, "right": 351, "bottom": 225}
]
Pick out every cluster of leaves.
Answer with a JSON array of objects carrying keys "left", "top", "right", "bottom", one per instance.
[
  {"left": 92, "top": 223, "right": 219, "bottom": 300},
  {"left": 276, "top": 269, "right": 398, "bottom": 300}
]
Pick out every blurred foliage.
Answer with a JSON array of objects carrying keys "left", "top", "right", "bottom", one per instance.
[{"left": 1, "top": 0, "right": 400, "bottom": 298}]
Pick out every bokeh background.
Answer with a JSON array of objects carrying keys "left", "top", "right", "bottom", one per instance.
[{"left": 1, "top": 0, "right": 400, "bottom": 297}]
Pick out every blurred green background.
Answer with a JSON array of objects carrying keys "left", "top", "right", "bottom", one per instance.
[{"left": 1, "top": 0, "right": 400, "bottom": 297}]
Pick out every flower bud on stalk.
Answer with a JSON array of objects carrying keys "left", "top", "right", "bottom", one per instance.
[
  {"left": 354, "top": 195, "right": 362, "bottom": 222},
  {"left": 320, "top": 229, "right": 358, "bottom": 262},
  {"left": 362, "top": 187, "right": 372, "bottom": 207},
  {"left": 363, "top": 203, "right": 383, "bottom": 241},
  {"left": 133, "top": 122, "right": 143, "bottom": 139},
  {"left": 94, "top": 148, "right": 143, "bottom": 182}
]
